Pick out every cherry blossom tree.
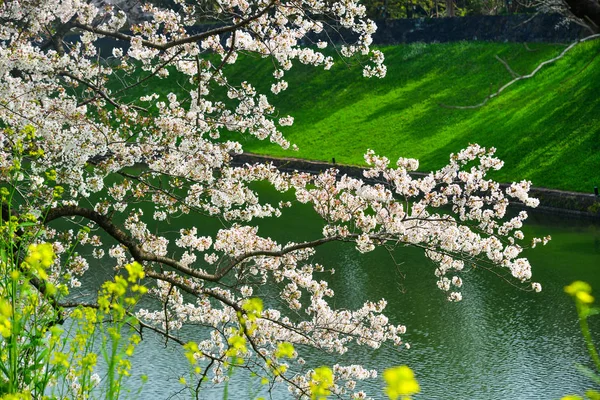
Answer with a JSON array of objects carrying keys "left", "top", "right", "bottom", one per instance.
[{"left": 0, "top": 0, "right": 548, "bottom": 397}]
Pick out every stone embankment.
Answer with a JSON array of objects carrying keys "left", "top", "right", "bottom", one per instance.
[{"left": 232, "top": 153, "right": 600, "bottom": 220}]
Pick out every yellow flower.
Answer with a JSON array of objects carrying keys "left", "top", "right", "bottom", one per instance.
[
  {"left": 0, "top": 318, "right": 12, "bottom": 338},
  {"left": 242, "top": 297, "right": 263, "bottom": 321},
  {"left": 51, "top": 352, "right": 69, "bottom": 369},
  {"left": 45, "top": 169, "right": 57, "bottom": 181},
  {"left": 125, "top": 261, "right": 145, "bottom": 282},
  {"left": 565, "top": 281, "right": 592, "bottom": 296},
  {"left": 227, "top": 334, "right": 247, "bottom": 356},
  {"left": 1, "top": 393, "right": 33, "bottom": 400},
  {"left": 576, "top": 291, "right": 595, "bottom": 304},
  {"left": 565, "top": 281, "right": 595, "bottom": 304},
  {"left": 275, "top": 342, "right": 295, "bottom": 359},
  {"left": 80, "top": 353, "right": 97, "bottom": 372},
  {"left": 183, "top": 341, "right": 199, "bottom": 365},
  {"left": 52, "top": 185, "right": 64, "bottom": 199},
  {"left": 21, "top": 124, "right": 36, "bottom": 140},
  {"left": 125, "top": 343, "right": 135, "bottom": 356},
  {"left": 383, "top": 366, "right": 420, "bottom": 400},
  {"left": 273, "top": 364, "right": 288, "bottom": 376},
  {"left": 310, "top": 366, "right": 333, "bottom": 400},
  {"left": 24, "top": 243, "right": 55, "bottom": 270},
  {"left": 0, "top": 299, "right": 12, "bottom": 317}
]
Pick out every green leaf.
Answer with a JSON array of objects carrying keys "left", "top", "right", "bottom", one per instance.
[
  {"left": 35, "top": 347, "right": 49, "bottom": 364},
  {"left": 0, "top": 360, "right": 9, "bottom": 375},
  {"left": 586, "top": 307, "right": 600, "bottom": 317},
  {"left": 17, "top": 221, "right": 38, "bottom": 228},
  {"left": 32, "top": 229, "right": 46, "bottom": 239}
]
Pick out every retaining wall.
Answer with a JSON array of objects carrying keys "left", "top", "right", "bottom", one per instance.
[{"left": 369, "top": 14, "right": 586, "bottom": 44}]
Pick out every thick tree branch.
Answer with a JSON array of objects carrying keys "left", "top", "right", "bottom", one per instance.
[
  {"left": 44, "top": 206, "right": 348, "bottom": 284},
  {"left": 44, "top": 206, "right": 221, "bottom": 281},
  {"left": 214, "top": 235, "right": 344, "bottom": 279}
]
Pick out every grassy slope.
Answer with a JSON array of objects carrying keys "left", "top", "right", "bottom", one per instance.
[{"left": 221, "top": 41, "right": 600, "bottom": 193}]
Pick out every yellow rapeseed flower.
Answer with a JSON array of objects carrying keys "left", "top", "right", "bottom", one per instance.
[
  {"left": 310, "top": 366, "right": 333, "bottom": 400},
  {"left": 565, "top": 281, "right": 595, "bottom": 304},
  {"left": 0, "top": 318, "right": 12, "bottom": 338},
  {"left": 227, "top": 334, "right": 247, "bottom": 356},
  {"left": 242, "top": 297, "right": 263, "bottom": 321},
  {"left": 383, "top": 365, "right": 420, "bottom": 400},
  {"left": 275, "top": 342, "right": 295, "bottom": 359},
  {"left": 24, "top": 243, "right": 55, "bottom": 270},
  {"left": 125, "top": 261, "right": 145, "bottom": 282},
  {"left": 0, "top": 299, "right": 12, "bottom": 317}
]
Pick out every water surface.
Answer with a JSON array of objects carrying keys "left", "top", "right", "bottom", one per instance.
[{"left": 81, "top": 189, "right": 600, "bottom": 399}]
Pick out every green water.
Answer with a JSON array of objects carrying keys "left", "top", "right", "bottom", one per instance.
[{"left": 80, "top": 186, "right": 600, "bottom": 399}]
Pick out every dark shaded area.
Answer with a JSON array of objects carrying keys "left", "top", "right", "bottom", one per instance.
[
  {"left": 369, "top": 14, "right": 587, "bottom": 43},
  {"left": 565, "top": 0, "right": 600, "bottom": 33}
]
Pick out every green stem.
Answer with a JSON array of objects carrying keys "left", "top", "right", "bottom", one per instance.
[
  {"left": 9, "top": 263, "right": 18, "bottom": 393},
  {"left": 222, "top": 364, "right": 234, "bottom": 400},
  {"left": 579, "top": 306, "right": 600, "bottom": 373},
  {"left": 108, "top": 336, "right": 119, "bottom": 400}
]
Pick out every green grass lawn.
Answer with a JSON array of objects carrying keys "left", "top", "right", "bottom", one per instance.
[
  {"left": 117, "top": 40, "right": 600, "bottom": 193},
  {"left": 219, "top": 40, "right": 600, "bottom": 193}
]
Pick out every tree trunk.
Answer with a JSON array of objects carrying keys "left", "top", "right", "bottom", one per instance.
[{"left": 446, "top": 0, "right": 455, "bottom": 16}]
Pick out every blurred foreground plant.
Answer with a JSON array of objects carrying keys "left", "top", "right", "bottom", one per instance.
[
  {"left": 561, "top": 281, "right": 600, "bottom": 400},
  {"left": 0, "top": 148, "right": 147, "bottom": 399},
  {"left": 0, "top": 206, "right": 146, "bottom": 397}
]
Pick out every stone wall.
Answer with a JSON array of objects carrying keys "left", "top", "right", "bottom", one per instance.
[{"left": 369, "top": 14, "right": 586, "bottom": 44}]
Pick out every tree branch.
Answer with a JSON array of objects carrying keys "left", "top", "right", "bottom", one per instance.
[
  {"left": 44, "top": 206, "right": 349, "bottom": 284},
  {"left": 72, "top": 0, "right": 277, "bottom": 52},
  {"left": 44, "top": 205, "right": 219, "bottom": 281}
]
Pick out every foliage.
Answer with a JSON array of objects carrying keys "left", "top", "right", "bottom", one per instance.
[
  {"left": 361, "top": 0, "right": 527, "bottom": 19},
  {"left": 0, "top": 1, "right": 549, "bottom": 398}
]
